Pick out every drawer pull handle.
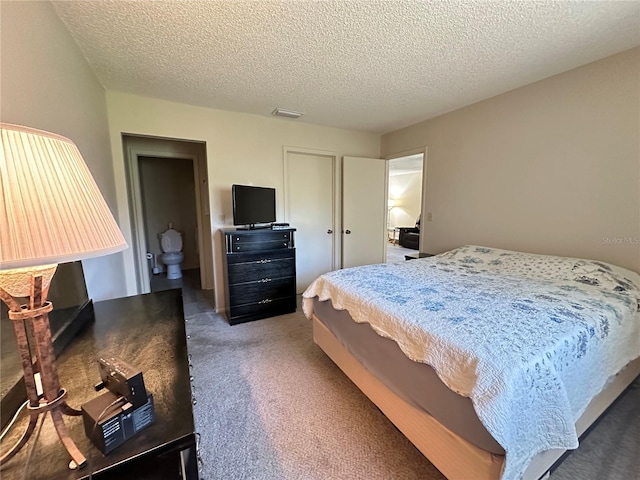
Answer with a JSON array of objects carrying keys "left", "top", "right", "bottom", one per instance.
[
  {"left": 260, "top": 278, "right": 272, "bottom": 283},
  {"left": 258, "top": 299, "right": 273, "bottom": 304},
  {"left": 258, "top": 259, "right": 272, "bottom": 264}
]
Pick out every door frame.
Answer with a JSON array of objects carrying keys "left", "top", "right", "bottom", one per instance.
[
  {"left": 125, "top": 147, "right": 211, "bottom": 294},
  {"left": 384, "top": 146, "right": 428, "bottom": 252},
  {"left": 283, "top": 146, "right": 339, "bottom": 272}
]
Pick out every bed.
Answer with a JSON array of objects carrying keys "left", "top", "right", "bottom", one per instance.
[{"left": 302, "top": 245, "right": 640, "bottom": 480}]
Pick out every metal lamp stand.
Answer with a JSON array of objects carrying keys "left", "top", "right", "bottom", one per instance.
[{"left": 0, "top": 267, "right": 86, "bottom": 469}]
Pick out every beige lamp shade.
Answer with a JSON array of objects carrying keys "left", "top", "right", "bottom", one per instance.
[{"left": 0, "top": 123, "right": 127, "bottom": 271}]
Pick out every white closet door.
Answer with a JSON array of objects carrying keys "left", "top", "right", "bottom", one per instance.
[
  {"left": 342, "top": 156, "right": 387, "bottom": 269},
  {"left": 285, "top": 150, "right": 336, "bottom": 292}
]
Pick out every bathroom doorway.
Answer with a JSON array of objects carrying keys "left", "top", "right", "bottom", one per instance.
[
  {"left": 138, "top": 155, "right": 197, "bottom": 291},
  {"left": 123, "top": 135, "right": 213, "bottom": 295}
]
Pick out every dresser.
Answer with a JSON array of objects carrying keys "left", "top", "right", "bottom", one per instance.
[{"left": 223, "top": 228, "right": 297, "bottom": 325}]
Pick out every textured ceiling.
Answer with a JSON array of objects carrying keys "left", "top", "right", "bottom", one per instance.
[{"left": 51, "top": 1, "right": 640, "bottom": 134}]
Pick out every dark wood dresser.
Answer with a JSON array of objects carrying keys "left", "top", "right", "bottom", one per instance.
[{"left": 222, "top": 228, "right": 297, "bottom": 325}]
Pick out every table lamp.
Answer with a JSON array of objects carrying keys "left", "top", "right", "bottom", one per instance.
[{"left": 0, "top": 123, "right": 127, "bottom": 468}]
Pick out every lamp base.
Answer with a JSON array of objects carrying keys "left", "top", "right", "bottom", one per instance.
[{"left": 0, "top": 267, "right": 86, "bottom": 469}]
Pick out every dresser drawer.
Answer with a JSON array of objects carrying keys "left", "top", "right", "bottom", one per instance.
[
  {"left": 228, "top": 257, "right": 295, "bottom": 284},
  {"left": 228, "top": 297, "right": 296, "bottom": 325},
  {"left": 227, "top": 231, "right": 292, "bottom": 252},
  {"left": 229, "top": 240, "right": 290, "bottom": 252},
  {"left": 226, "top": 248, "right": 294, "bottom": 265},
  {"left": 229, "top": 277, "right": 295, "bottom": 306}
]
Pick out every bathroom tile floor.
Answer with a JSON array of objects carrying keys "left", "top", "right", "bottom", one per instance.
[{"left": 150, "top": 267, "right": 200, "bottom": 293}]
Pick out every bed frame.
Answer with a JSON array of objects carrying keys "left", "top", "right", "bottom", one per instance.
[{"left": 312, "top": 315, "right": 640, "bottom": 480}]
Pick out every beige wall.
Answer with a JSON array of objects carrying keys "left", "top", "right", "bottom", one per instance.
[
  {"left": 0, "top": 1, "right": 127, "bottom": 301},
  {"left": 382, "top": 48, "right": 640, "bottom": 273},
  {"left": 106, "top": 91, "right": 380, "bottom": 308}
]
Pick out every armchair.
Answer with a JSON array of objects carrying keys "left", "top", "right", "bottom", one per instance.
[
  {"left": 398, "top": 227, "right": 420, "bottom": 249},
  {"left": 398, "top": 215, "right": 421, "bottom": 250}
]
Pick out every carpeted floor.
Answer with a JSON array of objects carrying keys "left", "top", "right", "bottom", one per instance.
[
  {"left": 385, "top": 244, "right": 416, "bottom": 263},
  {"left": 183, "top": 284, "right": 640, "bottom": 480}
]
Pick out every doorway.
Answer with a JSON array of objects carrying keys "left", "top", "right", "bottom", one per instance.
[
  {"left": 386, "top": 153, "right": 424, "bottom": 263},
  {"left": 138, "top": 155, "right": 198, "bottom": 291},
  {"left": 123, "top": 135, "right": 213, "bottom": 295}
]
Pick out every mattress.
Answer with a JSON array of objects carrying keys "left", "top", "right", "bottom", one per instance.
[{"left": 313, "top": 297, "right": 504, "bottom": 454}]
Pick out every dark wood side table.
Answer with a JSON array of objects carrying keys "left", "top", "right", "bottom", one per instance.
[
  {"left": 0, "top": 289, "right": 197, "bottom": 480},
  {"left": 404, "top": 252, "right": 434, "bottom": 261}
]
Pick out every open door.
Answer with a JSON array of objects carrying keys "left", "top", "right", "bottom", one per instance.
[
  {"left": 284, "top": 147, "right": 337, "bottom": 292},
  {"left": 342, "top": 156, "right": 388, "bottom": 268}
]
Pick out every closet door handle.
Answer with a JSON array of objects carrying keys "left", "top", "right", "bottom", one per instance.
[
  {"left": 345, "top": 229, "right": 351, "bottom": 234},
  {"left": 327, "top": 229, "right": 333, "bottom": 234}
]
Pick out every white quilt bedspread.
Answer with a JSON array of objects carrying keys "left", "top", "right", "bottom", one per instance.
[{"left": 302, "top": 246, "right": 640, "bottom": 479}]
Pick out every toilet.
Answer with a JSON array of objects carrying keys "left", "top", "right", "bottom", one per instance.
[{"left": 160, "top": 225, "right": 184, "bottom": 280}]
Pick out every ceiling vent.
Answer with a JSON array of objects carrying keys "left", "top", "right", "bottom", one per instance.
[{"left": 272, "top": 108, "right": 303, "bottom": 119}]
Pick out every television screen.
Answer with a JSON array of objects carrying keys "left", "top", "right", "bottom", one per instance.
[{"left": 232, "top": 184, "right": 276, "bottom": 226}]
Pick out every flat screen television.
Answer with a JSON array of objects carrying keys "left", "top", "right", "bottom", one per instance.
[{"left": 232, "top": 184, "right": 276, "bottom": 228}]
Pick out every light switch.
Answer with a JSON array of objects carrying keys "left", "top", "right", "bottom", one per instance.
[{"left": 427, "top": 212, "right": 433, "bottom": 222}]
